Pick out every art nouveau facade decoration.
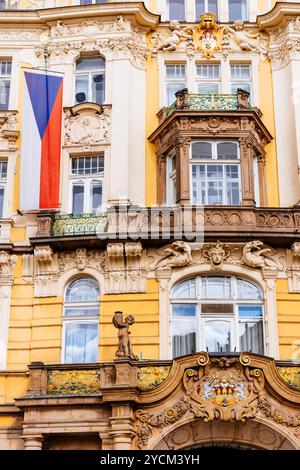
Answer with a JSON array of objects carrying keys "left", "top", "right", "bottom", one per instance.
[{"left": 0, "top": 0, "right": 300, "bottom": 451}]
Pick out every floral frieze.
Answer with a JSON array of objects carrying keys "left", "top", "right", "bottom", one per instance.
[{"left": 47, "top": 370, "right": 101, "bottom": 395}]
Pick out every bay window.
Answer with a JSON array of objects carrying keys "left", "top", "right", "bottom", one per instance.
[
  {"left": 74, "top": 56, "right": 105, "bottom": 105},
  {"left": 171, "top": 275, "right": 264, "bottom": 358},
  {"left": 190, "top": 141, "right": 241, "bottom": 206},
  {"left": 0, "top": 160, "right": 7, "bottom": 218},
  {"left": 0, "top": 60, "right": 11, "bottom": 110},
  {"left": 165, "top": 64, "right": 186, "bottom": 106},
  {"left": 69, "top": 155, "right": 104, "bottom": 214},
  {"left": 63, "top": 278, "right": 100, "bottom": 364},
  {"left": 195, "top": 0, "right": 218, "bottom": 21},
  {"left": 228, "top": 0, "right": 248, "bottom": 21}
]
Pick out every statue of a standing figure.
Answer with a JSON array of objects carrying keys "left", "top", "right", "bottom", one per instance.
[{"left": 112, "top": 311, "right": 139, "bottom": 361}]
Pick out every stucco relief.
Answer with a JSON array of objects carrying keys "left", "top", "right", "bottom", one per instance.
[
  {"left": 35, "top": 16, "right": 148, "bottom": 69},
  {"left": 268, "top": 16, "right": 300, "bottom": 70},
  {"left": 64, "top": 103, "right": 111, "bottom": 150},
  {"left": 0, "top": 111, "right": 19, "bottom": 151}
]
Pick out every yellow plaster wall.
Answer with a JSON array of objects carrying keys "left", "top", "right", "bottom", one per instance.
[
  {"left": 145, "top": 53, "right": 159, "bottom": 206},
  {"left": 0, "top": 374, "right": 28, "bottom": 403},
  {"left": 277, "top": 279, "right": 300, "bottom": 360}
]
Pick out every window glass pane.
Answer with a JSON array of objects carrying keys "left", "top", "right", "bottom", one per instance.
[
  {"left": 217, "top": 142, "right": 238, "bottom": 160},
  {"left": 0, "top": 187, "right": 4, "bottom": 218},
  {"left": 75, "top": 75, "right": 89, "bottom": 104},
  {"left": 172, "top": 304, "right": 197, "bottom": 317},
  {"left": 225, "top": 165, "right": 240, "bottom": 205},
  {"left": 198, "top": 83, "right": 219, "bottom": 94},
  {"left": 172, "top": 308, "right": 196, "bottom": 357},
  {"left": 202, "top": 277, "right": 231, "bottom": 299},
  {"left": 237, "top": 279, "right": 262, "bottom": 300},
  {"left": 239, "top": 319, "right": 263, "bottom": 354},
  {"left": 166, "top": 82, "right": 186, "bottom": 106},
  {"left": 64, "top": 323, "right": 98, "bottom": 363},
  {"left": 0, "top": 61, "right": 11, "bottom": 76},
  {"left": 64, "top": 306, "right": 99, "bottom": 317},
  {"left": 72, "top": 156, "right": 104, "bottom": 175},
  {"left": 207, "top": 164, "right": 223, "bottom": 204},
  {"left": 76, "top": 56, "right": 105, "bottom": 71},
  {"left": 0, "top": 79, "right": 10, "bottom": 109},
  {"left": 168, "top": 0, "right": 185, "bottom": 21},
  {"left": 191, "top": 142, "right": 212, "bottom": 159},
  {"left": 92, "top": 73, "right": 105, "bottom": 104},
  {"left": 231, "top": 82, "right": 251, "bottom": 95},
  {"left": 72, "top": 184, "right": 84, "bottom": 214},
  {"left": 65, "top": 278, "right": 99, "bottom": 303},
  {"left": 91, "top": 182, "right": 102, "bottom": 213},
  {"left": 166, "top": 64, "right": 186, "bottom": 79},
  {"left": 231, "top": 64, "right": 251, "bottom": 79},
  {"left": 229, "top": 0, "right": 247, "bottom": 21},
  {"left": 0, "top": 161, "right": 7, "bottom": 179},
  {"left": 196, "top": 64, "right": 220, "bottom": 79},
  {"left": 238, "top": 306, "right": 262, "bottom": 317},
  {"left": 204, "top": 320, "right": 231, "bottom": 352},
  {"left": 172, "top": 279, "right": 196, "bottom": 299},
  {"left": 195, "top": 0, "right": 218, "bottom": 19}
]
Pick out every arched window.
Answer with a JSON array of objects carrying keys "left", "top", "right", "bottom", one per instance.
[
  {"left": 74, "top": 56, "right": 105, "bottom": 105},
  {"left": 63, "top": 278, "right": 100, "bottom": 363},
  {"left": 171, "top": 275, "right": 263, "bottom": 358}
]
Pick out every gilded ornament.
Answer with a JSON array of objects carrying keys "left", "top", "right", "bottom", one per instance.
[
  {"left": 137, "top": 366, "right": 170, "bottom": 390},
  {"left": 47, "top": 370, "right": 101, "bottom": 395},
  {"left": 277, "top": 367, "right": 300, "bottom": 391}
]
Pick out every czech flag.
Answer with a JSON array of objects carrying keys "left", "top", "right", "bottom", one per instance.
[{"left": 20, "top": 70, "right": 63, "bottom": 210}]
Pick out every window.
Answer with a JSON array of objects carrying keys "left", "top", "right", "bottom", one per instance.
[
  {"left": 230, "top": 63, "right": 251, "bottom": 97},
  {"left": 168, "top": 0, "right": 185, "bottom": 21},
  {"left": 63, "top": 278, "right": 100, "bottom": 364},
  {"left": 166, "top": 154, "right": 177, "bottom": 205},
  {"left": 0, "top": 161, "right": 7, "bottom": 218},
  {"left": 69, "top": 155, "right": 104, "bottom": 214},
  {"left": 0, "top": 60, "right": 11, "bottom": 110},
  {"left": 190, "top": 141, "right": 241, "bottom": 205},
  {"left": 74, "top": 56, "right": 105, "bottom": 105},
  {"left": 195, "top": 0, "right": 218, "bottom": 21},
  {"left": 196, "top": 63, "right": 220, "bottom": 94},
  {"left": 171, "top": 275, "right": 264, "bottom": 358},
  {"left": 228, "top": 0, "right": 248, "bottom": 21},
  {"left": 165, "top": 64, "right": 186, "bottom": 106}
]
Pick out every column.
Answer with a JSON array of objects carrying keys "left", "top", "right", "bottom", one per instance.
[
  {"left": 157, "top": 155, "right": 166, "bottom": 205},
  {"left": 257, "top": 156, "right": 267, "bottom": 206},
  {"left": 239, "top": 138, "right": 255, "bottom": 207},
  {"left": 176, "top": 136, "right": 191, "bottom": 205},
  {"left": 23, "top": 435, "right": 43, "bottom": 450},
  {"left": 109, "top": 404, "right": 135, "bottom": 451}
]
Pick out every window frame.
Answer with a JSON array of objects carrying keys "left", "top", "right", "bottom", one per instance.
[
  {"left": 62, "top": 277, "right": 100, "bottom": 364},
  {"left": 167, "top": 0, "right": 186, "bottom": 22},
  {"left": 0, "top": 160, "right": 7, "bottom": 219},
  {"left": 0, "top": 59, "right": 12, "bottom": 111},
  {"left": 166, "top": 153, "right": 177, "bottom": 206},
  {"left": 195, "top": 0, "right": 219, "bottom": 21},
  {"left": 68, "top": 155, "right": 104, "bottom": 215},
  {"left": 189, "top": 140, "right": 242, "bottom": 206},
  {"left": 165, "top": 63, "right": 187, "bottom": 107},
  {"left": 228, "top": 0, "right": 248, "bottom": 22},
  {"left": 74, "top": 55, "right": 105, "bottom": 105},
  {"left": 170, "top": 275, "right": 264, "bottom": 357},
  {"left": 230, "top": 62, "right": 252, "bottom": 98},
  {"left": 195, "top": 62, "right": 221, "bottom": 95}
]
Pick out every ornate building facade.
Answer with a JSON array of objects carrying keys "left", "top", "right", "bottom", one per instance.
[{"left": 0, "top": 0, "right": 300, "bottom": 450}]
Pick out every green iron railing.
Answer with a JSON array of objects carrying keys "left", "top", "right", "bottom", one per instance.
[
  {"left": 53, "top": 213, "right": 107, "bottom": 237},
  {"left": 166, "top": 93, "right": 241, "bottom": 117}
]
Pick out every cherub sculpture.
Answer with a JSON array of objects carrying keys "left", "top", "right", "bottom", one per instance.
[
  {"left": 227, "top": 20, "right": 267, "bottom": 57},
  {"left": 151, "top": 20, "right": 192, "bottom": 52},
  {"left": 112, "top": 311, "right": 139, "bottom": 361},
  {"left": 242, "top": 241, "right": 278, "bottom": 269}
]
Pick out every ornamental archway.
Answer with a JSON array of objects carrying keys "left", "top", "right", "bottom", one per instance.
[{"left": 152, "top": 418, "right": 299, "bottom": 450}]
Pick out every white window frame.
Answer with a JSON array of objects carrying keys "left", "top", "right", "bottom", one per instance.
[
  {"left": 165, "top": 63, "right": 187, "bottom": 107},
  {"left": 167, "top": 0, "right": 186, "bottom": 21},
  {"left": 166, "top": 154, "right": 177, "bottom": 206},
  {"left": 68, "top": 155, "right": 104, "bottom": 214},
  {"left": 195, "top": 62, "right": 221, "bottom": 95},
  {"left": 195, "top": 0, "right": 219, "bottom": 21},
  {"left": 170, "top": 275, "right": 264, "bottom": 357},
  {"left": 189, "top": 140, "right": 242, "bottom": 206},
  {"left": 0, "top": 59, "right": 12, "bottom": 111},
  {"left": 0, "top": 160, "right": 7, "bottom": 219},
  {"left": 74, "top": 56, "right": 105, "bottom": 105},
  {"left": 62, "top": 278, "right": 100, "bottom": 364},
  {"left": 230, "top": 62, "right": 252, "bottom": 98}
]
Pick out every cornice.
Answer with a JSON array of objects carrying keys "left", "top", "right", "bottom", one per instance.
[
  {"left": 0, "top": 2, "right": 159, "bottom": 30},
  {"left": 258, "top": 2, "right": 300, "bottom": 30}
]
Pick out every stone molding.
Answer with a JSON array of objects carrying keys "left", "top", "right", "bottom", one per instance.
[{"left": 0, "top": 111, "right": 19, "bottom": 151}]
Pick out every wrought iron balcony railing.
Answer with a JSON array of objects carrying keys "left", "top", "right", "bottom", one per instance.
[
  {"left": 163, "top": 88, "right": 251, "bottom": 121},
  {"left": 53, "top": 213, "right": 107, "bottom": 237}
]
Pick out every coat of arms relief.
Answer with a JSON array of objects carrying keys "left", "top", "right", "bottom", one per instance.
[{"left": 150, "top": 13, "right": 268, "bottom": 60}]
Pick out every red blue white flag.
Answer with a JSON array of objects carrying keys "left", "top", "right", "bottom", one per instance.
[{"left": 20, "top": 70, "right": 63, "bottom": 210}]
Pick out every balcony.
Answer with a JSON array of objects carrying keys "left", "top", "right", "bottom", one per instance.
[
  {"left": 159, "top": 88, "right": 253, "bottom": 124},
  {"left": 31, "top": 205, "right": 300, "bottom": 249}
]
